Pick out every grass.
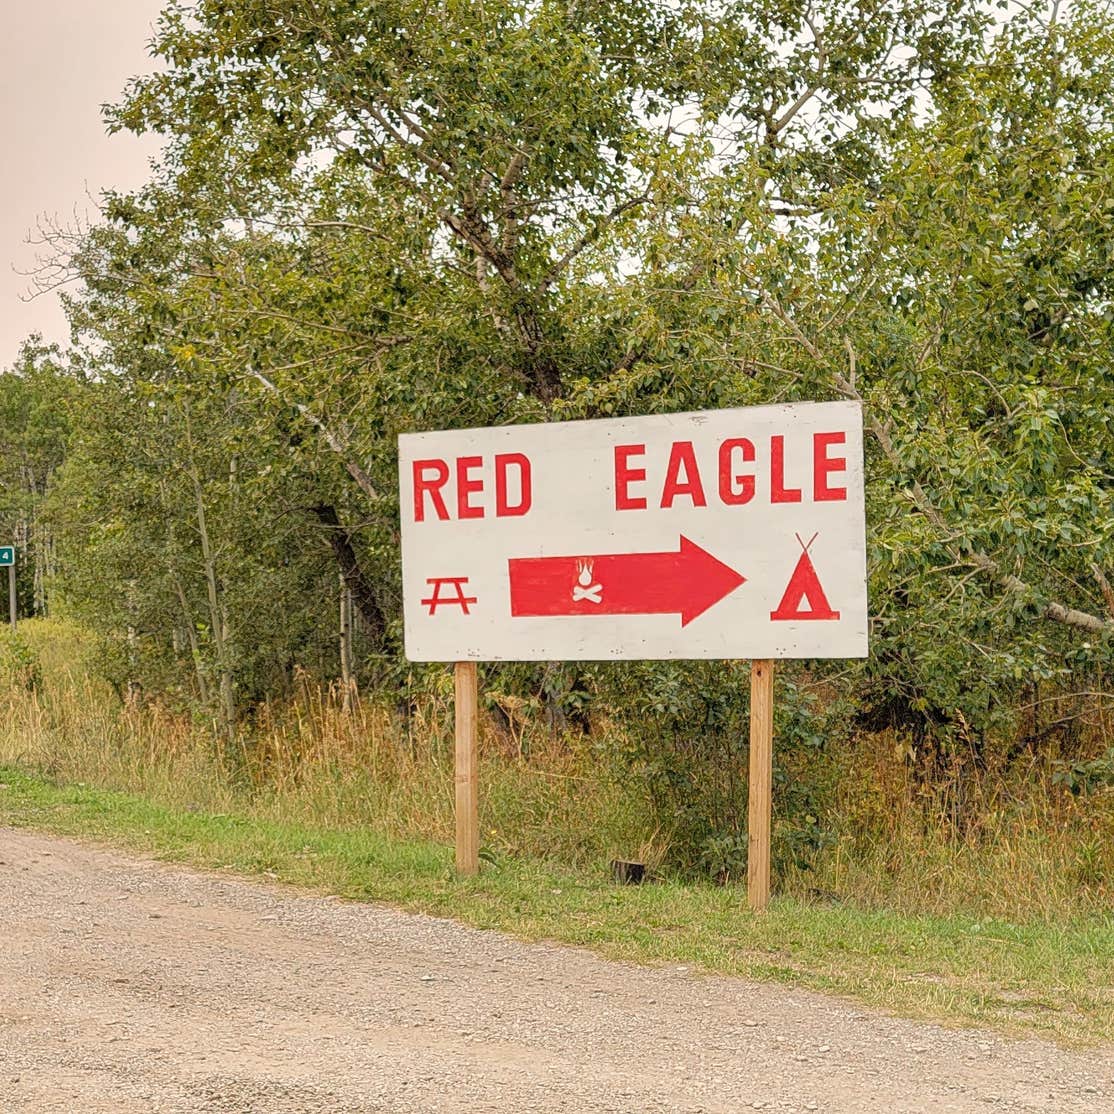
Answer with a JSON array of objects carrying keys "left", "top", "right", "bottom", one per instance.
[{"left": 0, "top": 618, "right": 1111, "bottom": 1045}]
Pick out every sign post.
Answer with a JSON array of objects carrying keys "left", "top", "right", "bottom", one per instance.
[
  {"left": 454, "top": 660, "right": 480, "bottom": 875},
  {"left": 0, "top": 547, "right": 15, "bottom": 634},
  {"left": 398, "top": 402, "right": 868, "bottom": 898},
  {"left": 747, "top": 660, "right": 775, "bottom": 911}
]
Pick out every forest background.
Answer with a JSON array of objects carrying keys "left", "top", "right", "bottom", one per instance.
[{"left": 0, "top": 0, "right": 1111, "bottom": 910}]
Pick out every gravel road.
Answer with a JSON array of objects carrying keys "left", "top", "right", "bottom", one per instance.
[{"left": 0, "top": 827, "right": 1110, "bottom": 1113}]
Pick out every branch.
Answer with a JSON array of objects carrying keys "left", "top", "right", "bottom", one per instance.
[
  {"left": 306, "top": 219, "right": 388, "bottom": 239},
  {"left": 499, "top": 150, "right": 527, "bottom": 258},
  {"left": 440, "top": 206, "right": 519, "bottom": 290},
  {"left": 1092, "top": 563, "right": 1114, "bottom": 619},
  {"left": 860, "top": 384, "right": 1111, "bottom": 636},
  {"left": 361, "top": 101, "right": 455, "bottom": 181},
  {"left": 767, "top": 15, "right": 828, "bottom": 142},
  {"left": 540, "top": 192, "right": 651, "bottom": 290},
  {"left": 312, "top": 503, "right": 387, "bottom": 645},
  {"left": 247, "top": 367, "right": 379, "bottom": 501}
]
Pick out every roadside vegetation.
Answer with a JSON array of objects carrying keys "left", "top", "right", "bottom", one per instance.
[{"left": 1, "top": 619, "right": 1111, "bottom": 1044}]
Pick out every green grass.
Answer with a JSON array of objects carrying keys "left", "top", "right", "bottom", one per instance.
[{"left": 2, "top": 765, "right": 1111, "bottom": 1047}]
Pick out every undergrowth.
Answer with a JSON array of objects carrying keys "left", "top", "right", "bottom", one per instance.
[{"left": 0, "top": 618, "right": 1111, "bottom": 924}]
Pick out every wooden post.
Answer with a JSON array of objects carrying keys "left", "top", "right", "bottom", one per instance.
[
  {"left": 8, "top": 563, "right": 16, "bottom": 634},
  {"left": 454, "top": 661, "right": 479, "bottom": 876},
  {"left": 747, "top": 659, "right": 774, "bottom": 913}
]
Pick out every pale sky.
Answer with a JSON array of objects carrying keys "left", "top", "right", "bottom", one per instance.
[{"left": 0, "top": 0, "right": 165, "bottom": 369}]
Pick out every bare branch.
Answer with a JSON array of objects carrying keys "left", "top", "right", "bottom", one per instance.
[
  {"left": 361, "top": 101, "right": 455, "bottom": 181},
  {"left": 767, "top": 14, "right": 828, "bottom": 142}
]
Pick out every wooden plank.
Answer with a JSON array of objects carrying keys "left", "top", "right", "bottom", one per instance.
[
  {"left": 747, "top": 659, "right": 774, "bottom": 912},
  {"left": 454, "top": 661, "right": 479, "bottom": 876}
]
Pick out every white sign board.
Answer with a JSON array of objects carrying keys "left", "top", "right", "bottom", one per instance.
[{"left": 399, "top": 401, "right": 867, "bottom": 662}]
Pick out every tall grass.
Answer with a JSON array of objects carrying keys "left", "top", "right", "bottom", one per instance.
[
  {"left": 787, "top": 722, "right": 1114, "bottom": 921},
  {"left": 2, "top": 618, "right": 1111, "bottom": 923},
  {"left": 0, "top": 619, "right": 654, "bottom": 870}
]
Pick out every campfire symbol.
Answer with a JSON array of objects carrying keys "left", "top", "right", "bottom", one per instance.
[{"left": 572, "top": 559, "right": 603, "bottom": 604}]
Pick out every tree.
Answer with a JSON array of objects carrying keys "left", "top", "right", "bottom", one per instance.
[
  {"left": 0, "top": 341, "right": 78, "bottom": 619},
  {"left": 774, "top": 5, "right": 1114, "bottom": 743},
  {"left": 34, "top": 0, "right": 1109, "bottom": 762}
]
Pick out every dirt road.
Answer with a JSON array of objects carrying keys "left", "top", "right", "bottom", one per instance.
[{"left": 0, "top": 828, "right": 1110, "bottom": 1113}]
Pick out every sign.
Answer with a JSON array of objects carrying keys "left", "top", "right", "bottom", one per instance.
[
  {"left": 399, "top": 401, "right": 867, "bottom": 662},
  {"left": 0, "top": 547, "right": 13, "bottom": 567}
]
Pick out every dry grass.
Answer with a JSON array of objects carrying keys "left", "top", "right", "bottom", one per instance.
[
  {"left": 795, "top": 726, "right": 1114, "bottom": 921},
  {"left": 2, "top": 619, "right": 1111, "bottom": 1044},
  {"left": 0, "top": 620, "right": 653, "bottom": 870},
  {"left": 1, "top": 618, "right": 1111, "bottom": 924}
]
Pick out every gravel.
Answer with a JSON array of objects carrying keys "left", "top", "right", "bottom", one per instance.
[{"left": 1, "top": 827, "right": 1110, "bottom": 1113}]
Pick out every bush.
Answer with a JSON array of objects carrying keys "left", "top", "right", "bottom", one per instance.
[
  {"left": 0, "top": 630, "right": 41, "bottom": 691},
  {"left": 587, "top": 660, "right": 842, "bottom": 880}
]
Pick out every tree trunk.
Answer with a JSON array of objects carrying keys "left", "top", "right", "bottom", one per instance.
[
  {"left": 188, "top": 453, "right": 235, "bottom": 739},
  {"left": 339, "top": 571, "right": 356, "bottom": 712},
  {"left": 312, "top": 504, "right": 387, "bottom": 647},
  {"left": 171, "top": 574, "right": 211, "bottom": 706}
]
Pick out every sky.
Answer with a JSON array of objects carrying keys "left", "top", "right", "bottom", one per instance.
[{"left": 0, "top": 0, "right": 165, "bottom": 369}]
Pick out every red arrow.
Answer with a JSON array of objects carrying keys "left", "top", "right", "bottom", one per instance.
[{"left": 508, "top": 536, "right": 745, "bottom": 627}]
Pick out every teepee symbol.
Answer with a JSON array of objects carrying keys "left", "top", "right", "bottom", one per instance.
[{"left": 770, "top": 533, "right": 840, "bottom": 621}]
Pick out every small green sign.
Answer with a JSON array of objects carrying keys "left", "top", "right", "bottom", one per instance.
[{"left": 0, "top": 547, "right": 14, "bottom": 567}]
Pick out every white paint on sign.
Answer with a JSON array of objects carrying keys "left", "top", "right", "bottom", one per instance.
[{"left": 399, "top": 401, "right": 868, "bottom": 661}]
